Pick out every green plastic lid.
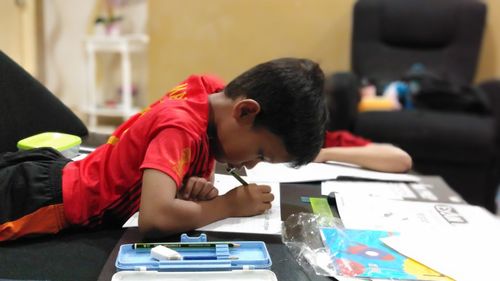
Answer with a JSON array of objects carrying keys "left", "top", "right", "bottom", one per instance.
[{"left": 17, "top": 132, "right": 82, "bottom": 151}]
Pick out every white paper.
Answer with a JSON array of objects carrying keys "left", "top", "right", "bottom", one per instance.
[
  {"left": 71, "top": 152, "right": 89, "bottom": 161},
  {"left": 245, "top": 162, "right": 420, "bottom": 183},
  {"left": 197, "top": 205, "right": 282, "bottom": 235},
  {"left": 122, "top": 212, "right": 139, "bottom": 228},
  {"left": 381, "top": 222, "right": 500, "bottom": 281},
  {"left": 123, "top": 174, "right": 281, "bottom": 235},
  {"left": 322, "top": 181, "right": 418, "bottom": 200},
  {"left": 198, "top": 176, "right": 281, "bottom": 234},
  {"left": 336, "top": 194, "right": 495, "bottom": 232},
  {"left": 213, "top": 174, "right": 280, "bottom": 204}
]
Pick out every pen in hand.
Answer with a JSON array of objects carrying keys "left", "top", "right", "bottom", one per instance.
[{"left": 226, "top": 166, "right": 249, "bottom": 186}]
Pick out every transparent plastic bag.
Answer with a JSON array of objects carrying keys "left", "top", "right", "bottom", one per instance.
[
  {"left": 282, "top": 212, "right": 452, "bottom": 280},
  {"left": 281, "top": 212, "right": 341, "bottom": 277}
]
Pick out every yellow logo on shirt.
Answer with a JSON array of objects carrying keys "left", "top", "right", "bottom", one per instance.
[
  {"left": 167, "top": 83, "right": 188, "bottom": 100},
  {"left": 171, "top": 147, "right": 191, "bottom": 178},
  {"left": 107, "top": 135, "right": 120, "bottom": 145}
]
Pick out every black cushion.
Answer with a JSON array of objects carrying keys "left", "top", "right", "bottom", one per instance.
[
  {"left": 381, "top": 0, "right": 456, "bottom": 48},
  {"left": 354, "top": 110, "right": 495, "bottom": 163},
  {"left": 0, "top": 51, "right": 88, "bottom": 153}
]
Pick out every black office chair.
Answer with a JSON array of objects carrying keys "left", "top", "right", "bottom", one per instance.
[
  {"left": 331, "top": 0, "right": 500, "bottom": 212},
  {"left": 0, "top": 50, "right": 88, "bottom": 153}
]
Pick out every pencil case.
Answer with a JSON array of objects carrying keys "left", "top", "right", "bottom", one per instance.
[
  {"left": 114, "top": 233, "right": 275, "bottom": 280},
  {"left": 111, "top": 270, "right": 277, "bottom": 281}
]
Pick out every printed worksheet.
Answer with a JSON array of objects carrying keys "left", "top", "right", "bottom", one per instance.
[
  {"left": 335, "top": 193, "right": 495, "bottom": 232},
  {"left": 322, "top": 181, "right": 464, "bottom": 204},
  {"left": 197, "top": 204, "right": 282, "bottom": 235}
]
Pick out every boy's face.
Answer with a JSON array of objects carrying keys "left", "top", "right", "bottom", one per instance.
[
  {"left": 213, "top": 99, "right": 290, "bottom": 169},
  {"left": 216, "top": 126, "right": 290, "bottom": 170}
]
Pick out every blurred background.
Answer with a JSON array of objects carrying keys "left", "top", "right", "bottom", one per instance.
[
  {"left": 2, "top": 0, "right": 498, "bottom": 131},
  {"left": 1, "top": 0, "right": 500, "bottom": 211}
]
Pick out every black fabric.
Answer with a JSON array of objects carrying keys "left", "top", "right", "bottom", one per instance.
[
  {"left": 401, "top": 68, "right": 491, "bottom": 114},
  {"left": 0, "top": 51, "right": 88, "bottom": 153},
  {"left": 0, "top": 148, "right": 70, "bottom": 224},
  {"left": 0, "top": 227, "right": 124, "bottom": 281}
]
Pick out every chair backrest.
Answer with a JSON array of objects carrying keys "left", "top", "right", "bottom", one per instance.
[
  {"left": 0, "top": 51, "right": 88, "bottom": 153},
  {"left": 351, "top": 0, "right": 486, "bottom": 87}
]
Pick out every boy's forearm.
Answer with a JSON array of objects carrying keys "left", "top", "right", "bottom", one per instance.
[
  {"left": 142, "top": 194, "right": 233, "bottom": 237},
  {"left": 139, "top": 168, "right": 234, "bottom": 237},
  {"left": 318, "top": 144, "right": 412, "bottom": 172}
]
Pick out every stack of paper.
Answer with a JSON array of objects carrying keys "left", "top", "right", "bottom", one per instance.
[{"left": 246, "top": 162, "right": 421, "bottom": 183}]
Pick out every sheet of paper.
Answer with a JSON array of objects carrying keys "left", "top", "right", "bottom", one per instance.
[
  {"left": 71, "top": 152, "right": 89, "bottom": 161},
  {"left": 213, "top": 174, "right": 280, "bottom": 203},
  {"left": 198, "top": 176, "right": 281, "bottom": 234},
  {"left": 197, "top": 204, "right": 282, "bottom": 235},
  {"left": 245, "top": 162, "right": 420, "bottom": 183},
  {"left": 123, "top": 212, "right": 139, "bottom": 228},
  {"left": 123, "top": 174, "right": 281, "bottom": 235},
  {"left": 322, "top": 181, "right": 464, "bottom": 203},
  {"left": 322, "top": 181, "right": 417, "bottom": 200},
  {"left": 381, "top": 221, "right": 500, "bottom": 281},
  {"left": 335, "top": 193, "right": 495, "bottom": 232}
]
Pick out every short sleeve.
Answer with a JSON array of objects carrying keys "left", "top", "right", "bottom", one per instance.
[
  {"left": 141, "top": 128, "right": 194, "bottom": 188},
  {"left": 324, "top": 130, "right": 371, "bottom": 148}
]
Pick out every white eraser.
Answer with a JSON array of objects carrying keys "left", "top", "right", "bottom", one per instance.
[{"left": 150, "top": 245, "right": 182, "bottom": 260}]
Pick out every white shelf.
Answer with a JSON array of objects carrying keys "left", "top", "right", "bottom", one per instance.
[
  {"left": 83, "top": 34, "right": 149, "bottom": 132},
  {"left": 84, "top": 105, "right": 141, "bottom": 117},
  {"left": 85, "top": 34, "right": 149, "bottom": 52},
  {"left": 89, "top": 125, "right": 119, "bottom": 135}
]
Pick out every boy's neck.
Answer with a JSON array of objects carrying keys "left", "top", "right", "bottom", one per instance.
[{"left": 207, "top": 91, "right": 230, "bottom": 156}]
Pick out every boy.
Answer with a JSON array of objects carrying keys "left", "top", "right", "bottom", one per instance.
[{"left": 0, "top": 57, "right": 328, "bottom": 241}]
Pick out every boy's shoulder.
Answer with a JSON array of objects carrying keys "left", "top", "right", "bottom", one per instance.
[{"left": 187, "top": 74, "right": 225, "bottom": 97}]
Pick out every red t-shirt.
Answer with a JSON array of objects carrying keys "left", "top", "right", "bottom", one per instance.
[
  {"left": 323, "top": 130, "right": 371, "bottom": 148},
  {"left": 62, "top": 75, "right": 224, "bottom": 227}
]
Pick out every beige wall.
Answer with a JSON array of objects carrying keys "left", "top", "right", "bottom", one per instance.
[
  {"left": 148, "top": 0, "right": 500, "bottom": 102},
  {"left": 148, "top": 0, "right": 354, "bottom": 101},
  {"left": 0, "top": 0, "right": 41, "bottom": 78},
  {"left": 476, "top": 0, "right": 500, "bottom": 83}
]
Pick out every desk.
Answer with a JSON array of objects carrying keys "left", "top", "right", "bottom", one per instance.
[{"left": 0, "top": 176, "right": 457, "bottom": 281}]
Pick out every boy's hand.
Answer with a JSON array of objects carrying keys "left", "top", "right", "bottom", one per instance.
[
  {"left": 222, "top": 184, "right": 274, "bottom": 217},
  {"left": 181, "top": 177, "right": 218, "bottom": 201}
]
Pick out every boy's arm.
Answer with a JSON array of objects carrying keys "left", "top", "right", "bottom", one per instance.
[
  {"left": 314, "top": 143, "right": 412, "bottom": 173},
  {"left": 139, "top": 168, "right": 273, "bottom": 238}
]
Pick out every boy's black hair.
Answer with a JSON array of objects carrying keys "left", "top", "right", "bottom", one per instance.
[{"left": 225, "top": 58, "right": 328, "bottom": 167}]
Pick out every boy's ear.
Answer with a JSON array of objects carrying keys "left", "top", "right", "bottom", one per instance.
[{"left": 232, "top": 99, "right": 261, "bottom": 124}]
